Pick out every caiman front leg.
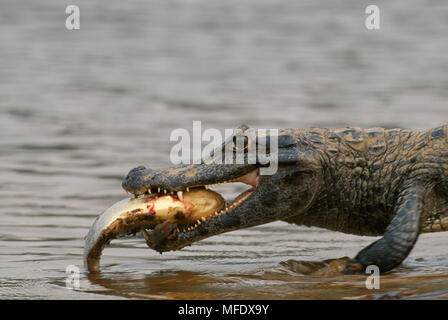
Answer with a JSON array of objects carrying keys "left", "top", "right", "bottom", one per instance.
[{"left": 345, "top": 183, "right": 425, "bottom": 274}]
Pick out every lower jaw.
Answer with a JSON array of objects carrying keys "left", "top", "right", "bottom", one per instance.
[
  {"left": 174, "top": 184, "right": 257, "bottom": 234},
  {"left": 231, "top": 187, "right": 255, "bottom": 205}
]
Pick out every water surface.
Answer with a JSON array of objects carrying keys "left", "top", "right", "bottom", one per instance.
[{"left": 1, "top": 0, "right": 448, "bottom": 299}]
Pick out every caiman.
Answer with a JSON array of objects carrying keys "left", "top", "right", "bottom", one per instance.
[{"left": 115, "top": 124, "right": 448, "bottom": 274}]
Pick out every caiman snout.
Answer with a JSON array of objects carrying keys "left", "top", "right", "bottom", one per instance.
[
  {"left": 125, "top": 165, "right": 147, "bottom": 179},
  {"left": 122, "top": 165, "right": 155, "bottom": 195}
]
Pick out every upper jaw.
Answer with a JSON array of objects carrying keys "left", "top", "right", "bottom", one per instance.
[{"left": 122, "top": 163, "right": 258, "bottom": 196}]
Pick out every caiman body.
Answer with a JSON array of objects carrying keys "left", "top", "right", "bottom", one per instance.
[{"left": 122, "top": 124, "right": 448, "bottom": 274}]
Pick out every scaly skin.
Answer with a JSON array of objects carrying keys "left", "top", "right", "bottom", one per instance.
[{"left": 122, "top": 124, "right": 448, "bottom": 274}]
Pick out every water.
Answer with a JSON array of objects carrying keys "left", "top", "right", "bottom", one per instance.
[{"left": 1, "top": 0, "right": 448, "bottom": 299}]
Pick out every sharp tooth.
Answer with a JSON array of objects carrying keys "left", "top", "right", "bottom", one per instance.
[
  {"left": 197, "top": 220, "right": 201, "bottom": 225},
  {"left": 148, "top": 189, "right": 152, "bottom": 194},
  {"left": 177, "top": 191, "right": 184, "bottom": 201},
  {"left": 186, "top": 187, "right": 190, "bottom": 192},
  {"left": 158, "top": 187, "right": 161, "bottom": 193},
  {"left": 205, "top": 185, "right": 209, "bottom": 190},
  {"left": 176, "top": 227, "right": 180, "bottom": 233},
  {"left": 201, "top": 217, "right": 206, "bottom": 222},
  {"left": 164, "top": 189, "right": 167, "bottom": 194}
]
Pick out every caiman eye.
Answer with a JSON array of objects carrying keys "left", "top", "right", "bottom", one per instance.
[{"left": 232, "top": 135, "right": 249, "bottom": 152}]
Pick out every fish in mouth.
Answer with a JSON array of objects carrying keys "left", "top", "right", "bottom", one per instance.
[
  {"left": 137, "top": 168, "right": 260, "bottom": 250},
  {"left": 84, "top": 166, "right": 263, "bottom": 273}
]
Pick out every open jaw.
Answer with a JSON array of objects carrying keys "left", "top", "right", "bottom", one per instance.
[
  {"left": 129, "top": 168, "right": 260, "bottom": 234},
  {"left": 83, "top": 168, "right": 260, "bottom": 272}
]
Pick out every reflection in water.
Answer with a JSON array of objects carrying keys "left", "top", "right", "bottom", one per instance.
[{"left": 85, "top": 259, "right": 448, "bottom": 300}]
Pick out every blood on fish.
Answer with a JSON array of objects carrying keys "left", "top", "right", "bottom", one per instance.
[{"left": 146, "top": 203, "right": 156, "bottom": 215}]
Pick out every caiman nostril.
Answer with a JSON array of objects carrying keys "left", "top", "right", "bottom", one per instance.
[
  {"left": 122, "top": 166, "right": 149, "bottom": 190},
  {"left": 131, "top": 165, "right": 146, "bottom": 172},
  {"left": 125, "top": 166, "right": 148, "bottom": 179}
]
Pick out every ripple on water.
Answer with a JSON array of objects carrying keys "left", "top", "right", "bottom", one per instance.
[{"left": 1, "top": 0, "right": 448, "bottom": 300}]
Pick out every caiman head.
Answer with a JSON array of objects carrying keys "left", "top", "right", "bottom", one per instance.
[{"left": 121, "top": 126, "right": 323, "bottom": 252}]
